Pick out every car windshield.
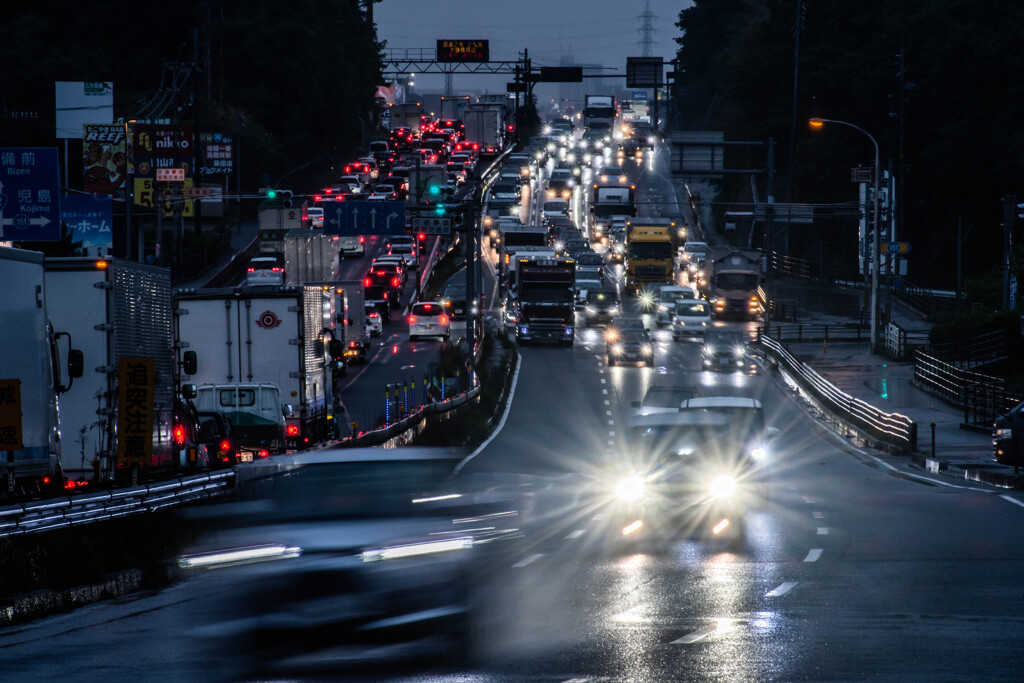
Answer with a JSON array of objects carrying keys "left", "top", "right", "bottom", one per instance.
[
  {"left": 586, "top": 290, "right": 616, "bottom": 304},
  {"left": 705, "top": 330, "right": 745, "bottom": 347},
  {"left": 676, "top": 301, "right": 709, "bottom": 316},
  {"left": 628, "top": 241, "right": 674, "bottom": 259},
  {"left": 716, "top": 272, "right": 759, "bottom": 289},
  {"left": 660, "top": 289, "right": 694, "bottom": 304}
]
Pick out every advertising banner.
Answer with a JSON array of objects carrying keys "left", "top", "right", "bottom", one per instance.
[
  {"left": 198, "top": 132, "right": 234, "bottom": 175},
  {"left": 131, "top": 124, "right": 194, "bottom": 213},
  {"left": 82, "top": 124, "right": 128, "bottom": 198},
  {"left": 116, "top": 357, "right": 154, "bottom": 464}
]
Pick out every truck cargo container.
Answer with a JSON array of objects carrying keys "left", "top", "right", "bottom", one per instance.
[
  {"left": 44, "top": 257, "right": 188, "bottom": 480},
  {"left": 174, "top": 286, "right": 331, "bottom": 451},
  {"left": 0, "top": 247, "right": 83, "bottom": 494},
  {"left": 624, "top": 218, "right": 677, "bottom": 293},
  {"left": 507, "top": 258, "right": 576, "bottom": 346}
]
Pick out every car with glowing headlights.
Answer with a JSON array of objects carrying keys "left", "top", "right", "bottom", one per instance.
[
  {"left": 672, "top": 299, "right": 712, "bottom": 340},
  {"left": 702, "top": 327, "right": 750, "bottom": 371},
  {"left": 605, "top": 398, "right": 777, "bottom": 546},
  {"left": 581, "top": 287, "right": 620, "bottom": 327},
  {"left": 181, "top": 448, "right": 526, "bottom": 672},
  {"left": 607, "top": 327, "right": 655, "bottom": 367}
]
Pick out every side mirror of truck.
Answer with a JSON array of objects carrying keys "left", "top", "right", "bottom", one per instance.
[
  {"left": 182, "top": 350, "right": 198, "bottom": 376},
  {"left": 181, "top": 383, "right": 197, "bottom": 400},
  {"left": 67, "top": 349, "right": 84, "bottom": 379},
  {"left": 283, "top": 404, "right": 295, "bottom": 417}
]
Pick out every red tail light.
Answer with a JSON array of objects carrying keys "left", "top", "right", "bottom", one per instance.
[
  {"left": 364, "top": 277, "right": 371, "bottom": 287},
  {"left": 408, "top": 315, "right": 416, "bottom": 324},
  {"left": 219, "top": 439, "right": 231, "bottom": 452},
  {"left": 271, "top": 267, "right": 282, "bottom": 272},
  {"left": 325, "top": 187, "right": 333, "bottom": 194},
  {"left": 383, "top": 292, "right": 389, "bottom": 299},
  {"left": 258, "top": 449, "right": 270, "bottom": 458},
  {"left": 440, "top": 315, "right": 449, "bottom": 324},
  {"left": 418, "top": 233, "right": 426, "bottom": 241},
  {"left": 173, "top": 425, "right": 186, "bottom": 446},
  {"left": 392, "top": 277, "right": 399, "bottom": 287},
  {"left": 286, "top": 425, "right": 300, "bottom": 436},
  {"left": 247, "top": 267, "right": 254, "bottom": 272},
  {"left": 359, "top": 236, "right": 365, "bottom": 243}
]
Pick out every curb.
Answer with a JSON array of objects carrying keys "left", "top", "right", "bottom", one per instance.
[{"left": 0, "top": 569, "right": 144, "bottom": 627}]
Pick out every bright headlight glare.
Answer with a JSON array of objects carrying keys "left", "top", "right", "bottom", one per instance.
[
  {"left": 362, "top": 537, "right": 473, "bottom": 562},
  {"left": 710, "top": 476, "right": 736, "bottom": 498},
  {"left": 611, "top": 343, "right": 623, "bottom": 354},
  {"left": 615, "top": 475, "right": 645, "bottom": 502},
  {"left": 750, "top": 447, "right": 768, "bottom": 461}
]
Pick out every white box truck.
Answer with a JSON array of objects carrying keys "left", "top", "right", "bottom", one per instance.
[
  {"left": 43, "top": 257, "right": 187, "bottom": 481},
  {"left": 0, "top": 247, "right": 82, "bottom": 495},
  {"left": 174, "top": 285, "right": 331, "bottom": 452}
]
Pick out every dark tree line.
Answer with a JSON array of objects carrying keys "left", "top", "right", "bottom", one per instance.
[
  {"left": 674, "top": 0, "right": 1024, "bottom": 294},
  {"left": 0, "top": 0, "right": 384, "bottom": 195}
]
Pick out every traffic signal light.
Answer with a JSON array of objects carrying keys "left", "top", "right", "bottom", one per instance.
[
  {"left": 434, "top": 202, "right": 447, "bottom": 216},
  {"left": 278, "top": 190, "right": 293, "bottom": 208}
]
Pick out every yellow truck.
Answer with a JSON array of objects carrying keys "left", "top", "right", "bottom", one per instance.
[{"left": 624, "top": 218, "right": 677, "bottom": 293}]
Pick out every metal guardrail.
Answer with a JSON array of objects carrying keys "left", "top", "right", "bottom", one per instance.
[
  {"left": 758, "top": 322, "right": 871, "bottom": 344},
  {"left": 759, "top": 334, "right": 916, "bottom": 452},
  {"left": 0, "top": 471, "right": 235, "bottom": 539},
  {"left": 913, "top": 349, "right": 1021, "bottom": 430}
]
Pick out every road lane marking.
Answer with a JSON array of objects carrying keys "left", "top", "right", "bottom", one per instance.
[
  {"left": 604, "top": 400, "right": 610, "bottom": 405},
  {"left": 455, "top": 351, "right": 523, "bottom": 475},
  {"left": 566, "top": 529, "right": 586, "bottom": 539},
  {"left": 866, "top": 453, "right": 977, "bottom": 490},
  {"left": 812, "top": 511, "right": 825, "bottom": 519},
  {"left": 600, "top": 378, "right": 606, "bottom": 384},
  {"left": 802, "top": 496, "right": 815, "bottom": 504},
  {"left": 817, "top": 527, "right": 829, "bottom": 535},
  {"left": 512, "top": 553, "right": 543, "bottom": 568},
  {"left": 672, "top": 619, "right": 734, "bottom": 644},
  {"left": 804, "top": 549, "right": 823, "bottom": 562},
  {"left": 606, "top": 410, "right": 613, "bottom": 416},
  {"left": 602, "top": 389, "right": 608, "bottom": 395},
  {"left": 765, "top": 581, "right": 798, "bottom": 597},
  {"left": 1001, "top": 495, "right": 1024, "bottom": 509},
  {"left": 608, "top": 420, "right": 615, "bottom": 426}
]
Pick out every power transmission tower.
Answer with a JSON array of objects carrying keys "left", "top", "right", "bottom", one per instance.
[{"left": 637, "top": 1, "right": 657, "bottom": 57}]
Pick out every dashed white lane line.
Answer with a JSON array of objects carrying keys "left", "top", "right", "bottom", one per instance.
[
  {"left": 817, "top": 527, "right": 829, "bottom": 535},
  {"left": 512, "top": 553, "right": 543, "bottom": 568},
  {"left": 672, "top": 623, "right": 720, "bottom": 644},
  {"left": 602, "top": 389, "right": 608, "bottom": 395},
  {"left": 566, "top": 529, "right": 586, "bottom": 539},
  {"left": 804, "top": 548, "right": 823, "bottom": 562},
  {"left": 606, "top": 410, "right": 613, "bottom": 416},
  {"left": 607, "top": 420, "right": 615, "bottom": 426},
  {"left": 812, "top": 511, "right": 825, "bottom": 519},
  {"left": 600, "top": 378, "right": 607, "bottom": 384},
  {"left": 604, "top": 400, "right": 610, "bottom": 405},
  {"left": 609, "top": 431, "right": 616, "bottom": 436},
  {"left": 1001, "top": 495, "right": 1024, "bottom": 509},
  {"left": 765, "top": 581, "right": 799, "bottom": 597},
  {"left": 802, "top": 496, "right": 816, "bottom": 504}
]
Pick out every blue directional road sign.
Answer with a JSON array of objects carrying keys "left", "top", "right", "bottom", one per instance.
[
  {"left": 0, "top": 148, "right": 61, "bottom": 241},
  {"left": 323, "top": 200, "right": 406, "bottom": 236}
]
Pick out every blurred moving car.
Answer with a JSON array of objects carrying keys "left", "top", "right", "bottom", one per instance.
[
  {"left": 409, "top": 301, "right": 450, "bottom": 341},
  {"left": 365, "top": 306, "right": 383, "bottom": 337},
  {"left": 182, "top": 448, "right": 526, "bottom": 674},
  {"left": 606, "top": 398, "right": 777, "bottom": 547}
]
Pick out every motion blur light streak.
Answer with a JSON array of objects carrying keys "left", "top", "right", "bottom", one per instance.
[
  {"left": 622, "top": 519, "right": 644, "bottom": 535},
  {"left": 361, "top": 537, "right": 473, "bottom": 562},
  {"left": 178, "top": 544, "right": 301, "bottom": 569}
]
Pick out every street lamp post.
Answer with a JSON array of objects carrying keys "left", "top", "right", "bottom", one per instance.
[{"left": 809, "top": 117, "right": 882, "bottom": 353}]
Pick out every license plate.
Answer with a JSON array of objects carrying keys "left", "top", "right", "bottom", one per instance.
[{"left": 239, "top": 451, "right": 254, "bottom": 463}]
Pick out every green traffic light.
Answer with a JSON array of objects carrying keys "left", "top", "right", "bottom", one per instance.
[
  {"left": 428, "top": 183, "right": 441, "bottom": 195},
  {"left": 434, "top": 204, "right": 446, "bottom": 216},
  {"left": 267, "top": 189, "right": 277, "bottom": 199}
]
